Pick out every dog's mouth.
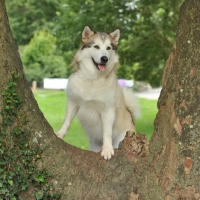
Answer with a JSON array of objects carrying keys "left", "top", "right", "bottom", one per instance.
[{"left": 92, "top": 58, "right": 106, "bottom": 72}]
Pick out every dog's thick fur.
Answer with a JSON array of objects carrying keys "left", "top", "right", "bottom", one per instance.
[{"left": 56, "top": 26, "right": 140, "bottom": 160}]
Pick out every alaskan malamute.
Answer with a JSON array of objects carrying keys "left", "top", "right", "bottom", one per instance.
[{"left": 56, "top": 26, "right": 140, "bottom": 160}]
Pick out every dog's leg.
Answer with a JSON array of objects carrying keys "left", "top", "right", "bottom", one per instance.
[
  {"left": 55, "top": 100, "right": 78, "bottom": 139},
  {"left": 90, "top": 141, "right": 102, "bottom": 153},
  {"left": 100, "top": 108, "right": 115, "bottom": 160},
  {"left": 113, "top": 133, "right": 126, "bottom": 148}
]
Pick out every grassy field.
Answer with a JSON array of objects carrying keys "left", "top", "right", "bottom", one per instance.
[{"left": 34, "top": 90, "right": 158, "bottom": 150}]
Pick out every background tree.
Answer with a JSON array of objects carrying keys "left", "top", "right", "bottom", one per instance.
[
  {"left": 5, "top": 0, "right": 67, "bottom": 86},
  {"left": 22, "top": 30, "right": 67, "bottom": 86},
  {"left": 1, "top": 0, "right": 200, "bottom": 199},
  {"left": 128, "top": 0, "right": 183, "bottom": 86},
  {"left": 5, "top": 0, "right": 61, "bottom": 45}
]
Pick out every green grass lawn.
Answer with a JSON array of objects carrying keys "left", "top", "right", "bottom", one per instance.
[{"left": 34, "top": 90, "right": 158, "bottom": 150}]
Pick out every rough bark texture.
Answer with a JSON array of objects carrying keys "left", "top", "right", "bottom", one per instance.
[
  {"left": 152, "top": 1, "right": 200, "bottom": 198},
  {"left": 1, "top": 0, "right": 200, "bottom": 199}
]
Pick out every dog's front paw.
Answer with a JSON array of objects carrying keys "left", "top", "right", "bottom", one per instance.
[
  {"left": 101, "top": 145, "right": 114, "bottom": 160},
  {"left": 55, "top": 131, "right": 64, "bottom": 139}
]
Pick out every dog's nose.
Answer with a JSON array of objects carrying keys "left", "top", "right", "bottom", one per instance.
[{"left": 101, "top": 56, "right": 108, "bottom": 64}]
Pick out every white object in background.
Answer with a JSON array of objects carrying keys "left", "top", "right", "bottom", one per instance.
[{"left": 43, "top": 78, "right": 68, "bottom": 90}]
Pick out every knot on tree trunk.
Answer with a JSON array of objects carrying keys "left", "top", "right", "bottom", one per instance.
[{"left": 119, "top": 131, "right": 149, "bottom": 158}]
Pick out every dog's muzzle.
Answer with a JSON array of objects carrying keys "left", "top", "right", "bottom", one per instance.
[{"left": 92, "top": 56, "right": 108, "bottom": 72}]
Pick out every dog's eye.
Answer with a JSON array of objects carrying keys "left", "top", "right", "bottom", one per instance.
[
  {"left": 107, "top": 46, "right": 111, "bottom": 50},
  {"left": 94, "top": 45, "right": 99, "bottom": 49}
]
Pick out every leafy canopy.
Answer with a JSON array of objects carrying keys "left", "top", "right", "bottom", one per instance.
[
  {"left": 6, "top": 0, "right": 183, "bottom": 86},
  {"left": 6, "top": 0, "right": 61, "bottom": 45}
]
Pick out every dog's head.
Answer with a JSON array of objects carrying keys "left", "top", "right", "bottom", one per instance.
[{"left": 78, "top": 26, "right": 120, "bottom": 73}]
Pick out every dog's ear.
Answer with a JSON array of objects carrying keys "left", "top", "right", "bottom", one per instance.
[
  {"left": 82, "top": 26, "right": 94, "bottom": 43},
  {"left": 109, "top": 29, "right": 120, "bottom": 45}
]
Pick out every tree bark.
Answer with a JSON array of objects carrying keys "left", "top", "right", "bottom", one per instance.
[{"left": 1, "top": 0, "right": 200, "bottom": 199}]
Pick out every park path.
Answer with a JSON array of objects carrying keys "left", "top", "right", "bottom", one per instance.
[{"left": 135, "top": 88, "right": 161, "bottom": 100}]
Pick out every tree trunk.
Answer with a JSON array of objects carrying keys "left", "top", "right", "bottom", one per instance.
[{"left": 1, "top": 0, "right": 200, "bottom": 199}]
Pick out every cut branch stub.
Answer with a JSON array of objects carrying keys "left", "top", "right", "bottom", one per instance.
[{"left": 118, "top": 131, "right": 149, "bottom": 158}]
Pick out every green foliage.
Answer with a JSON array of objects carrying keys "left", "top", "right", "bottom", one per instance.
[
  {"left": 6, "top": 0, "right": 61, "bottom": 45},
  {"left": 6, "top": 0, "right": 184, "bottom": 86},
  {"left": 0, "top": 72, "right": 60, "bottom": 199},
  {"left": 1, "top": 73, "right": 22, "bottom": 126},
  {"left": 22, "top": 30, "right": 67, "bottom": 86},
  {"left": 128, "top": 0, "right": 184, "bottom": 86}
]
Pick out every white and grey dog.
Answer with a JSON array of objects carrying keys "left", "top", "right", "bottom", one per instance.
[{"left": 56, "top": 26, "right": 140, "bottom": 160}]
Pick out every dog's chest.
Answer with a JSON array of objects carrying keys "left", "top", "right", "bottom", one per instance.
[{"left": 67, "top": 75, "right": 115, "bottom": 105}]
